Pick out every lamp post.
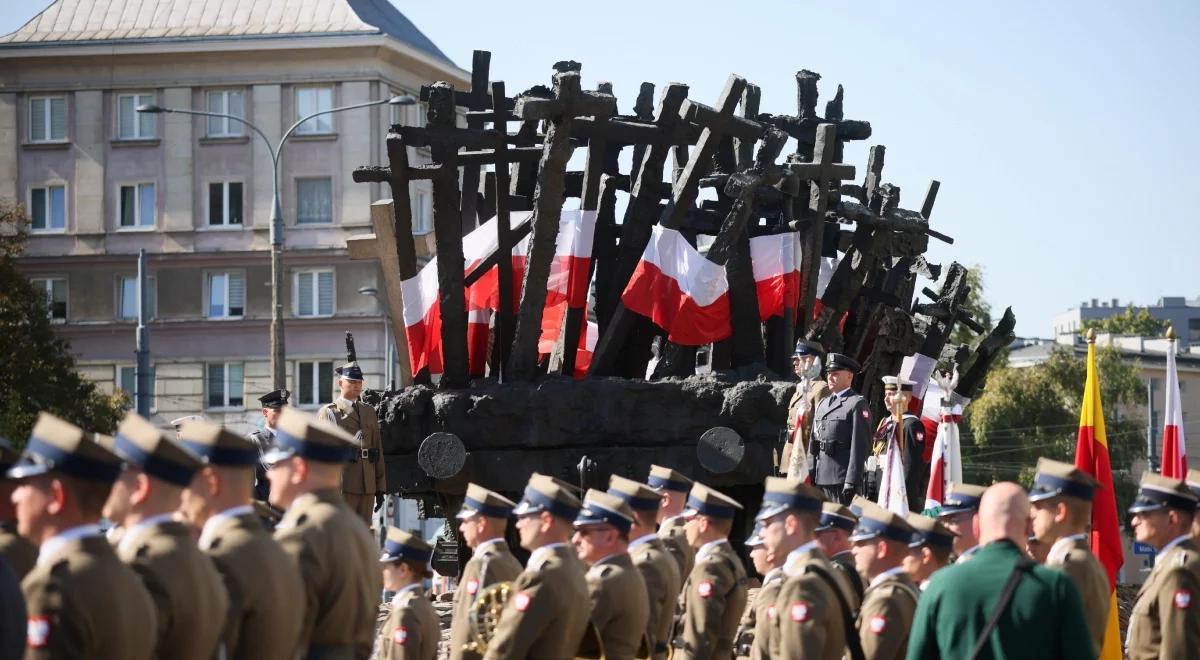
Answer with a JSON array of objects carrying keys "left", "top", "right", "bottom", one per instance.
[
  {"left": 138, "top": 94, "right": 416, "bottom": 390},
  {"left": 358, "top": 286, "right": 393, "bottom": 390}
]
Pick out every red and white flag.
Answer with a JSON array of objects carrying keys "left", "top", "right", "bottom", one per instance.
[
  {"left": 622, "top": 225, "right": 731, "bottom": 346},
  {"left": 750, "top": 232, "right": 801, "bottom": 321},
  {"left": 1162, "top": 336, "right": 1187, "bottom": 479}
]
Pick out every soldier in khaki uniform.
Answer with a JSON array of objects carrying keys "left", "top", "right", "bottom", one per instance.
[
  {"left": 1028, "top": 458, "right": 1111, "bottom": 654},
  {"left": 1126, "top": 473, "right": 1200, "bottom": 659},
  {"left": 265, "top": 407, "right": 382, "bottom": 658},
  {"left": 782, "top": 340, "right": 830, "bottom": 479},
  {"left": 8, "top": 413, "right": 157, "bottom": 659},
  {"left": 317, "top": 361, "right": 386, "bottom": 523},
  {"left": 484, "top": 474, "right": 591, "bottom": 660},
  {"left": 756, "top": 477, "right": 849, "bottom": 660},
  {"left": 649, "top": 464, "right": 695, "bottom": 580},
  {"left": 672, "top": 482, "right": 748, "bottom": 660},
  {"left": 936, "top": 482, "right": 986, "bottom": 561},
  {"left": 608, "top": 475, "right": 682, "bottom": 660},
  {"left": 376, "top": 528, "right": 439, "bottom": 660},
  {"left": 178, "top": 420, "right": 305, "bottom": 660},
  {"left": 0, "top": 436, "right": 36, "bottom": 580},
  {"left": 814, "top": 502, "right": 863, "bottom": 608},
  {"left": 572, "top": 489, "right": 651, "bottom": 660},
  {"left": 105, "top": 413, "right": 228, "bottom": 660},
  {"left": 901, "top": 513, "right": 954, "bottom": 591},
  {"left": 1184, "top": 468, "right": 1200, "bottom": 545},
  {"left": 848, "top": 502, "right": 919, "bottom": 660},
  {"left": 735, "top": 524, "right": 783, "bottom": 660},
  {"left": 450, "top": 483, "right": 522, "bottom": 660}
]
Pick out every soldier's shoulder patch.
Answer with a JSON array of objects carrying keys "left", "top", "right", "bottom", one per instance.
[
  {"left": 27, "top": 616, "right": 50, "bottom": 648},
  {"left": 767, "top": 604, "right": 777, "bottom": 620},
  {"left": 789, "top": 600, "right": 810, "bottom": 622},
  {"left": 697, "top": 581, "right": 714, "bottom": 598},
  {"left": 392, "top": 626, "right": 408, "bottom": 645},
  {"left": 861, "top": 408, "right": 871, "bottom": 419},
  {"left": 869, "top": 615, "right": 887, "bottom": 633},
  {"left": 466, "top": 578, "right": 480, "bottom": 595},
  {"left": 1175, "top": 589, "right": 1192, "bottom": 609},
  {"left": 513, "top": 591, "right": 532, "bottom": 611}
]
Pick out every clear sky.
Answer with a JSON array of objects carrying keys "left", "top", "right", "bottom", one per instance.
[{"left": 3, "top": 0, "right": 1197, "bottom": 337}]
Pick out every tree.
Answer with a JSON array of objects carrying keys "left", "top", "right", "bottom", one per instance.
[
  {"left": 948, "top": 265, "right": 994, "bottom": 349},
  {"left": 0, "top": 200, "right": 126, "bottom": 446},
  {"left": 963, "top": 344, "right": 1145, "bottom": 517},
  {"left": 1080, "top": 307, "right": 1169, "bottom": 337}
]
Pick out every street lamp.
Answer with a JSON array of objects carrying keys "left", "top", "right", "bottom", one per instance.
[
  {"left": 358, "top": 286, "right": 393, "bottom": 390},
  {"left": 138, "top": 94, "right": 417, "bottom": 390}
]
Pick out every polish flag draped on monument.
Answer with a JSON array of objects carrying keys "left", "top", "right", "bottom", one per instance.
[
  {"left": 749, "top": 231, "right": 801, "bottom": 321},
  {"left": 1161, "top": 327, "right": 1187, "bottom": 479}
]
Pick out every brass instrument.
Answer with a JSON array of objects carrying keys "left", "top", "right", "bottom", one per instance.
[{"left": 464, "top": 581, "right": 512, "bottom": 655}]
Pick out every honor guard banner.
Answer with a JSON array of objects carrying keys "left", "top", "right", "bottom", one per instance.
[{"left": 1161, "top": 336, "right": 1187, "bottom": 479}]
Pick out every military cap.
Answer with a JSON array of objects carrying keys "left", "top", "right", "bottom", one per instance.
[
  {"left": 0, "top": 436, "right": 19, "bottom": 472},
  {"left": 815, "top": 502, "right": 858, "bottom": 533},
  {"left": 257, "top": 389, "right": 291, "bottom": 409},
  {"left": 177, "top": 420, "right": 260, "bottom": 467},
  {"left": 882, "top": 376, "right": 900, "bottom": 392},
  {"left": 849, "top": 501, "right": 916, "bottom": 544},
  {"left": 849, "top": 495, "right": 873, "bottom": 517},
  {"left": 647, "top": 464, "right": 692, "bottom": 493},
  {"left": 456, "top": 483, "right": 517, "bottom": 520},
  {"left": 682, "top": 482, "right": 743, "bottom": 520},
  {"left": 1029, "top": 457, "right": 1100, "bottom": 503},
  {"left": 608, "top": 474, "right": 662, "bottom": 512},
  {"left": 937, "top": 483, "right": 987, "bottom": 517},
  {"left": 261, "top": 407, "right": 355, "bottom": 465},
  {"left": 169, "top": 414, "right": 205, "bottom": 428},
  {"left": 1128, "top": 472, "right": 1198, "bottom": 514},
  {"left": 745, "top": 522, "right": 765, "bottom": 548},
  {"left": 793, "top": 339, "right": 825, "bottom": 358},
  {"left": 906, "top": 512, "right": 955, "bottom": 549},
  {"left": 1186, "top": 469, "right": 1200, "bottom": 500},
  {"left": 113, "top": 413, "right": 203, "bottom": 487},
  {"left": 513, "top": 473, "right": 583, "bottom": 521},
  {"left": 334, "top": 361, "right": 364, "bottom": 381},
  {"left": 825, "top": 353, "right": 861, "bottom": 373},
  {"left": 380, "top": 527, "right": 433, "bottom": 564},
  {"left": 6, "top": 413, "right": 123, "bottom": 483},
  {"left": 574, "top": 489, "right": 635, "bottom": 534},
  {"left": 756, "top": 476, "right": 823, "bottom": 521}
]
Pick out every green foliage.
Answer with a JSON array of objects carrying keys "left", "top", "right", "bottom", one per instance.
[
  {"left": 949, "top": 265, "right": 994, "bottom": 348},
  {"left": 963, "top": 344, "right": 1146, "bottom": 519},
  {"left": 1079, "top": 307, "right": 1169, "bottom": 337},
  {"left": 0, "top": 200, "right": 126, "bottom": 446}
]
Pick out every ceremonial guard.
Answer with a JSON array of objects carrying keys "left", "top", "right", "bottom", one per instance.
[
  {"left": 673, "top": 482, "right": 748, "bottom": 660},
  {"left": 608, "top": 475, "right": 682, "bottom": 660},
  {"left": 902, "top": 513, "right": 954, "bottom": 590},
  {"left": 814, "top": 501, "right": 864, "bottom": 607},
  {"left": 756, "top": 477, "right": 851, "bottom": 660},
  {"left": 248, "top": 389, "right": 289, "bottom": 502},
  {"left": 376, "top": 528, "right": 439, "bottom": 660},
  {"left": 648, "top": 464, "right": 695, "bottom": 579},
  {"left": 450, "top": 484, "right": 522, "bottom": 660},
  {"left": 265, "top": 407, "right": 381, "bottom": 658},
  {"left": 484, "top": 474, "right": 590, "bottom": 660},
  {"left": 1028, "top": 458, "right": 1110, "bottom": 653},
  {"left": 8, "top": 413, "right": 157, "bottom": 659},
  {"left": 735, "top": 524, "right": 783, "bottom": 660},
  {"left": 937, "top": 482, "right": 986, "bottom": 560},
  {"left": 808, "top": 353, "right": 873, "bottom": 504},
  {"left": 1126, "top": 473, "right": 1200, "bottom": 659},
  {"left": 848, "top": 503, "right": 920, "bottom": 660},
  {"left": 178, "top": 420, "right": 305, "bottom": 660},
  {"left": 572, "top": 489, "right": 651, "bottom": 660},
  {"left": 0, "top": 436, "right": 36, "bottom": 580},
  {"left": 106, "top": 413, "right": 228, "bottom": 660},
  {"left": 783, "top": 340, "right": 829, "bottom": 480},
  {"left": 870, "top": 377, "right": 926, "bottom": 512},
  {"left": 317, "top": 361, "right": 386, "bottom": 523}
]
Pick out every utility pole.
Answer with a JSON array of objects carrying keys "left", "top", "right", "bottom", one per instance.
[{"left": 135, "top": 249, "right": 151, "bottom": 417}]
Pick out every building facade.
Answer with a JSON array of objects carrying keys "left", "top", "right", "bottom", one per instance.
[
  {"left": 1051, "top": 296, "right": 1200, "bottom": 346},
  {"left": 1, "top": 0, "right": 464, "bottom": 435}
]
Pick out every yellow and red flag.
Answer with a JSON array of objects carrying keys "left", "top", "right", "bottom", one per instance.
[{"left": 1073, "top": 331, "right": 1124, "bottom": 660}]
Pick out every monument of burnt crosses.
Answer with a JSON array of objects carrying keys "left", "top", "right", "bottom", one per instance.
[{"left": 349, "top": 50, "right": 1015, "bottom": 564}]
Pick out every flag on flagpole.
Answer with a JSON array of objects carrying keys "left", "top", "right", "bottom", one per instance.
[
  {"left": 1073, "top": 331, "right": 1124, "bottom": 660},
  {"left": 1161, "top": 327, "right": 1187, "bottom": 479}
]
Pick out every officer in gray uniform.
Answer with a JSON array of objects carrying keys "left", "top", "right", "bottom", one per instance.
[
  {"left": 808, "top": 353, "right": 873, "bottom": 505},
  {"left": 248, "top": 389, "right": 289, "bottom": 502}
]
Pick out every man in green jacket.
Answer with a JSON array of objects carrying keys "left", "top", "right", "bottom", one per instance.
[{"left": 906, "top": 482, "right": 1095, "bottom": 660}]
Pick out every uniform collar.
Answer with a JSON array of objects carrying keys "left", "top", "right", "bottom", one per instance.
[
  {"left": 831, "top": 387, "right": 853, "bottom": 398},
  {"left": 527, "top": 542, "right": 569, "bottom": 569},
  {"left": 784, "top": 539, "right": 822, "bottom": 574},
  {"left": 198, "top": 504, "right": 256, "bottom": 549},
  {"left": 590, "top": 552, "right": 626, "bottom": 568},
  {"left": 870, "top": 565, "right": 908, "bottom": 588},
  {"left": 117, "top": 512, "right": 179, "bottom": 556},
  {"left": 390, "top": 583, "right": 423, "bottom": 606},
  {"left": 763, "top": 566, "right": 785, "bottom": 584},
  {"left": 1047, "top": 533, "right": 1089, "bottom": 565},
  {"left": 630, "top": 532, "right": 659, "bottom": 549},
  {"left": 38, "top": 524, "right": 102, "bottom": 566},
  {"left": 336, "top": 397, "right": 356, "bottom": 409},
  {"left": 959, "top": 544, "right": 981, "bottom": 559},
  {"left": 475, "top": 537, "right": 507, "bottom": 551},
  {"left": 1160, "top": 534, "right": 1192, "bottom": 555},
  {"left": 697, "top": 538, "right": 728, "bottom": 561}
]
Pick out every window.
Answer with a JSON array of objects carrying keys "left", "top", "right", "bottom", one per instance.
[
  {"left": 295, "top": 269, "right": 334, "bottom": 317},
  {"left": 295, "top": 360, "right": 334, "bottom": 407},
  {"left": 117, "top": 93, "right": 155, "bottom": 139},
  {"left": 208, "top": 182, "right": 243, "bottom": 226},
  {"left": 206, "top": 271, "right": 245, "bottom": 319},
  {"left": 117, "top": 365, "right": 156, "bottom": 410},
  {"left": 296, "top": 178, "right": 332, "bottom": 224},
  {"left": 29, "top": 185, "right": 66, "bottom": 232},
  {"left": 119, "top": 183, "right": 156, "bottom": 228},
  {"left": 412, "top": 190, "right": 432, "bottom": 234},
  {"left": 30, "top": 277, "right": 67, "bottom": 321},
  {"left": 29, "top": 96, "right": 67, "bottom": 142},
  {"left": 206, "top": 362, "right": 244, "bottom": 409},
  {"left": 295, "top": 87, "right": 333, "bottom": 134},
  {"left": 1189, "top": 318, "right": 1200, "bottom": 345},
  {"left": 206, "top": 89, "right": 244, "bottom": 137},
  {"left": 117, "top": 275, "right": 156, "bottom": 320}
]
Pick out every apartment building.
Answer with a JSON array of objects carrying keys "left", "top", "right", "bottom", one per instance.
[{"left": 0, "top": 0, "right": 466, "bottom": 434}]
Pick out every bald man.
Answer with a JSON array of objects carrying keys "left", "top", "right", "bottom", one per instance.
[{"left": 907, "top": 482, "right": 1095, "bottom": 660}]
